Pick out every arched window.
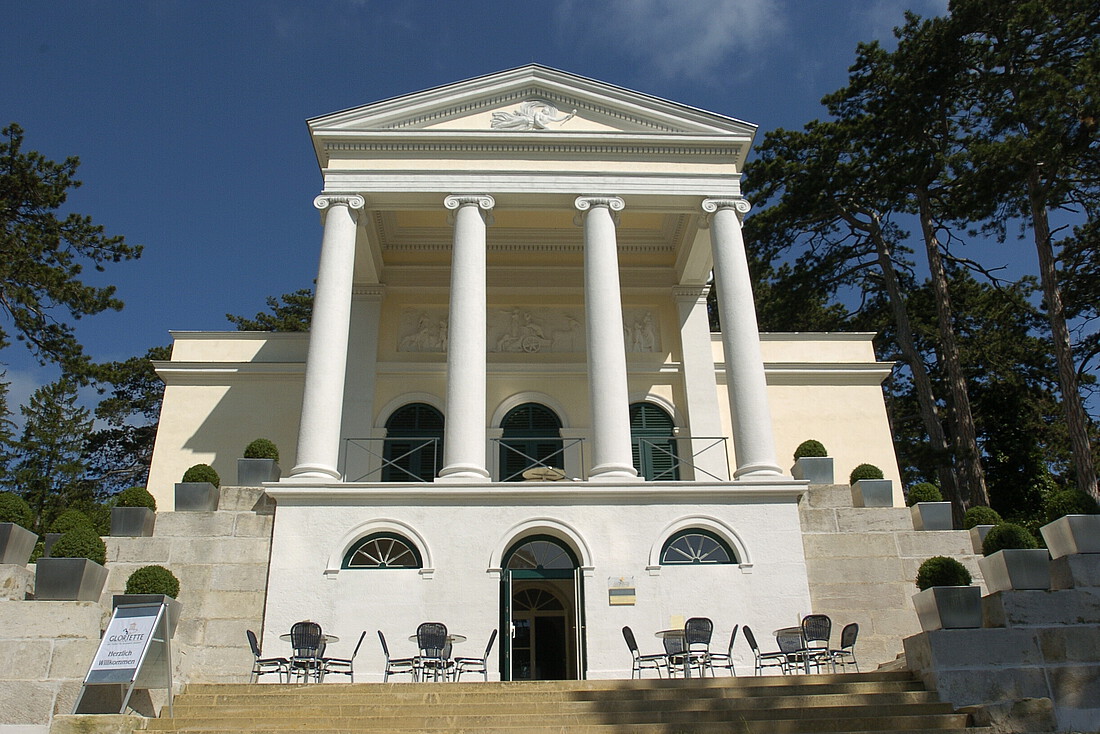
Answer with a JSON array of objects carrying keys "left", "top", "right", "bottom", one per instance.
[
  {"left": 504, "top": 537, "right": 578, "bottom": 571},
  {"left": 342, "top": 533, "right": 423, "bottom": 569},
  {"left": 499, "top": 403, "right": 563, "bottom": 482},
  {"left": 630, "top": 402, "right": 679, "bottom": 480},
  {"left": 383, "top": 403, "right": 443, "bottom": 482},
  {"left": 660, "top": 529, "right": 737, "bottom": 565}
]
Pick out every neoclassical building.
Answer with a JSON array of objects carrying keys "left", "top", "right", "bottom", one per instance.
[{"left": 147, "top": 65, "right": 901, "bottom": 680}]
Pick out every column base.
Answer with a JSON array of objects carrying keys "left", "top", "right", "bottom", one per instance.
[
  {"left": 733, "top": 462, "right": 787, "bottom": 481},
  {"left": 436, "top": 464, "right": 491, "bottom": 482},
  {"left": 588, "top": 463, "right": 643, "bottom": 482},
  {"left": 286, "top": 463, "right": 342, "bottom": 482}
]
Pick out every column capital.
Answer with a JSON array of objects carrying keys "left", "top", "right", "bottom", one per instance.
[
  {"left": 700, "top": 197, "right": 751, "bottom": 227},
  {"left": 314, "top": 193, "right": 366, "bottom": 211},
  {"left": 574, "top": 195, "right": 625, "bottom": 213},
  {"left": 444, "top": 194, "right": 496, "bottom": 211},
  {"left": 673, "top": 285, "right": 711, "bottom": 303}
]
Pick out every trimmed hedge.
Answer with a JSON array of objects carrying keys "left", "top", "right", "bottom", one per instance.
[
  {"left": 49, "top": 509, "right": 94, "bottom": 535},
  {"left": 1043, "top": 489, "right": 1100, "bottom": 524},
  {"left": 50, "top": 525, "right": 107, "bottom": 566},
  {"left": 116, "top": 486, "right": 157, "bottom": 511},
  {"left": 125, "top": 565, "right": 180, "bottom": 597},
  {"left": 243, "top": 438, "right": 279, "bottom": 462},
  {"left": 182, "top": 463, "right": 220, "bottom": 488},
  {"left": 849, "top": 463, "right": 884, "bottom": 484},
  {"left": 793, "top": 440, "right": 827, "bottom": 460},
  {"left": 916, "top": 556, "right": 972, "bottom": 591},
  {"left": 963, "top": 506, "right": 1002, "bottom": 530},
  {"left": 982, "top": 523, "right": 1040, "bottom": 556},
  {"left": 0, "top": 491, "right": 33, "bottom": 528},
  {"left": 906, "top": 483, "right": 943, "bottom": 506}
]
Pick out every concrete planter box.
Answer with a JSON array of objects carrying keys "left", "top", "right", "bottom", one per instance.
[
  {"left": 174, "top": 482, "right": 220, "bottom": 512},
  {"left": 1041, "top": 514, "right": 1100, "bottom": 559},
  {"left": 113, "top": 594, "right": 182, "bottom": 637},
  {"left": 237, "top": 458, "right": 281, "bottom": 486},
  {"left": 911, "top": 502, "right": 953, "bottom": 531},
  {"left": 978, "top": 549, "right": 1051, "bottom": 592},
  {"left": 0, "top": 522, "right": 37, "bottom": 565},
  {"left": 851, "top": 479, "right": 894, "bottom": 507},
  {"left": 792, "top": 457, "right": 833, "bottom": 484},
  {"left": 110, "top": 506, "right": 156, "bottom": 537},
  {"left": 913, "top": 585, "right": 982, "bottom": 631},
  {"left": 970, "top": 525, "right": 995, "bottom": 554},
  {"left": 35, "top": 557, "right": 109, "bottom": 601}
]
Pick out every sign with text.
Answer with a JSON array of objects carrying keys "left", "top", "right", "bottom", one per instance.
[{"left": 86, "top": 604, "right": 161, "bottom": 684}]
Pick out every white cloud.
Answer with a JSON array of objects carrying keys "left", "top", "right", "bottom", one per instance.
[
  {"left": 1, "top": 367, "right": 44, "bottom": 432},
  {"left": 858, "top": 0, "right": 951, "bottom": 45}
]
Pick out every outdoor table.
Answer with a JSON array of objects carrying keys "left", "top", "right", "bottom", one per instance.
[
  {"left": 409, "top": 634, "right": 467, "bottom": 644},
  {"left": 773, "top": 626, "right": 811, "bottom": 674},
  {"left": 280, "top": 633, "right": 340, "bottom": 643},
  {"left": 655, "top": 629, "right": 693, "bottom": 678}
]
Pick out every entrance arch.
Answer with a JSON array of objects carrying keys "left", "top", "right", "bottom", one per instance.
[{"left": 500, "top": 535, "right": 585, "bottom": 680}]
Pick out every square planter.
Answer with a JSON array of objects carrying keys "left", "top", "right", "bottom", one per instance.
[
  {"left": 912, "top": 585, "right": 982, "bottom": 631},
  {"left": 110, "top": 507, "right": 156, "bottom": 537},
  {"left": 174, "top": 482, "right": 220, "bottom": 512},
  {"left": 911, "top": 502, "right": 953, "bottom": 531},
  {"left": 113, "top": 594, "right": 182, "bottom": 638},
  {"left": 35, "top": 557, "right": 109, "bottom": 601},
  {"left": 792, "top": 457, "right": 834, "bottom": 484},
  {"left": 970, "top": 525, "right": 995, "bottom": 554},
  {"left": 0, "top": 522, "right": 37, "bottom": 565},
  {"left": 237, "top": 458, "right": 281, "bottom": 486},
  {"left": 851, "top": 479, "right": 894, "bottom": 508},
  {"left": 978, "top": 549, "right": 1051, "bottom": 592},
  {"left": 1041, "top": 515, "right": 1100, "bottom": 559}
]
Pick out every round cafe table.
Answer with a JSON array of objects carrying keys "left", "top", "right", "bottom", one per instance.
[
  {"left": 655, "top": 629, "right": 694, "bottom": 678},
  {"left": 280, "top": 633, "right": 340, "bottom": 643},
  {"left": 409, "top": 633, "right": 467, "bottom": 644}
]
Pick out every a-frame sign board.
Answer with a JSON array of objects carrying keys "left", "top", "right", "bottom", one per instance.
[{"left": 73, "top": 599, "right": 175, "bottom": 716}]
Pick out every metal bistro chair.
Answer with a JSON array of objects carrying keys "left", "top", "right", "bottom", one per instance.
[
  {"left": 743, "top": 625, "right": 788, "bottom": 676},
  {"left": 377, "top": 630, "right": 417, "bottom": 682},
  {"left": 706, "top": 625, "right": 739, "bottom": 676},
  {"left": 415, "top": 622, "right": 451, "bottom": 682},
  {"left": 289, "top": 621, "right": 325, "bottom": 682},
  {"left": 322, "top": 630, "right": 367, "bottom": 682},
  {"left": 684, "top": 616, "right": 714, "bottom": 676},
  {"left": 800, "top": 614, "right": 833, "bottom": 673},
  {"left": 622, "top": 626, "right": 666, "bottom": 679},
  {"left": 662, "top": 635, "right": 688, "bottom": 678},
  {"left": 776, "top": 628, "right": 811, "bottom": 674},
  {"left": 454, "top": 629, "right": 497, "bottom": 681},
  {"left": 829, "top": 623, "right": 860, "bottom": 673},
  {"left": 246, "top": 630, "right": 288, "bottom": 683}
]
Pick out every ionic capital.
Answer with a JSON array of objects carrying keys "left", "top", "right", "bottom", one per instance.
[
  {"left": 314, "top": 194, "right": 366, "bottom": 211},
  {"left": 700, "top": 197, "right": 751, "bottom": 227},
  {"left": 444, "top": 194, "right": 495, "bottom": 226},
  {"left": 573, "top": 196, "right": 624, "bottom": 227}
]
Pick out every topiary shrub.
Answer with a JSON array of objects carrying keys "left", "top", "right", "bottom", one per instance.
[
  {"left": 849, "top": 463, "right": 884, "bottom": 484},
  {"left": 50, "top": 525, "right": 107, "bottom": 566},
  {"left": 982, "top": 522, "right": 1040, "bottom": 556},
  {"left": 793, "top": 440, "right": 827, "bottom": 460},
  {"left": 906, "top": 483, "right": 943, "bottom": 506},
  {"left": 125, "top": 565, "right": 180, "bottom": 597},
  {"left": 48, "top": 509, "right": 94, "bottom": 535},
  {"left": 85, "top": 504, "right": 112, "bottom": 536},
  {"left": 1043, "top": 489, "right": 1100, "bottom": 524},
  {"left": 182, "top": 463, "right": 220, "bottom": 488},
  {"left": 243, "top": 438, "right": 279, "bottom": 463},
  {"left": 963, "top": 506, "right": 1002, "bottom": 530},
  {"left": 915, "top": 556, "right": 972, "bottom": 590},
  {"left": 0, "top": 491, "right": 33, "bottom": 529},
  {"left": 116, "top": 486, "right": 157, "bottom": 511}
]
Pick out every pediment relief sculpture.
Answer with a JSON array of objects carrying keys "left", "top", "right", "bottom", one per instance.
[{"left": 490, "top": 101, "right": 576, "bottom": 131}]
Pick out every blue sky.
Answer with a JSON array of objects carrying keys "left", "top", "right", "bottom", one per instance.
[{"left": 3, "top": 0, "right": 971, "bottom": 410}]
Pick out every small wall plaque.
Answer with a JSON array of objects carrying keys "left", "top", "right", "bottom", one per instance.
[{"left": 608, "top": 576, "right": 636, "bottom": 606}]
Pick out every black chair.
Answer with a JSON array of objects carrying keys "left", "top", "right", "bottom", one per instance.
[
  {"left": 246, "top": 629, "right": 288, "bottom": 683},
  {"left": 776, "top": 628, "right": 811, "bottom": 674},
  {"left": 377, "top": 630, "right": 417, "bottom": 682},
  {"left": 662, "top": 635, "right": 688, "bottom": 678},
  {"left": 416, "top": 621, "right": 450, "bottom": 682},
  {"left": 289, "top": 621, "right": 325, "bottom": 682},
  {"left": 454, "top": 629, "right": 498, "bottom": 681},
  {"left": 800, "top": 614, "right": 832, "bottom": 673},
  {"left": 684, "top": 617, "right": 714, "bottom": 676},
  {"left": 743, "top": 625, "right": 788, "bottom": 676},
  {"left": 622, "top": 626, "right": 666, "bottom": 679},
  {"left": 829, "top": 623, "right": 860, "bottom": 672},
  {"left": 322, "top": 630, "right": 366, "bottom": 682},
  {"left": 706, "top": 625, "right": 739, "bottom": 676}
]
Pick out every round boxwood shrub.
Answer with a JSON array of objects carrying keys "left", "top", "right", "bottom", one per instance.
[
  {"left": 50, "top": 525, "right": 107, "bottom": 566},
  {"left": 793, "top": 440, "right": 827, "bottom": 460},
  {"left": 849, "top": 463, "right": 884, "bottom": 484},
  {"left": 915, "top": 556, "right": 972, "bottom": 591},
  {"left": 182, "top": 463, "right": 220, "bottom": 489},
  {"left": 963, "top": 505, "right": 1003, "bottom": 530},
  {"left": 48, "top": 509, "right": 94, "bottom": 535},
  {"left": 1043, "top": 489, "right": 1100, "bottom": 524},
  {"left": 125, "top": 565, "right": 180, "bottom": 598},
  {"left": 0, "top": 491, "right": 33, "bottom": 529},
  {"left": 906, "top": 483, "right": 943, "bottom": 506},
  {"left": 243, "top": 438, "right": 279, "bottom": 463},
  {"left": 982, "top": 522, "right": 1040, "bottom": 556},
  {"left": 116, "top": 486, "right": 157, "bottom": 511},
  {"left": 85, "top": 504, "right": 112, "bottom": 536}
]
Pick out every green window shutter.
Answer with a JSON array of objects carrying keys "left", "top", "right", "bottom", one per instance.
[
  {"left": 500, "top": 403, "right": 563, "bottom": 482},
  {"left": 383, "top": 403, "right": 444, "bottom": 482},
  {"left": 630, "top": 403, "right": 679, "bottom": 480}
]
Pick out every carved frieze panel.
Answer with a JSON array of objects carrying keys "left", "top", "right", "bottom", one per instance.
[
  {"left": 623, "top": 309, "right": 661, "bottom": 353},
  {"left": 398, "top": 310, "right": 449, "bottom": 353}
]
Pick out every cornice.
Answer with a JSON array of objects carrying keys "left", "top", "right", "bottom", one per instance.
[{"left": 153, "top": 362, "right": 306, "bottom": 385}]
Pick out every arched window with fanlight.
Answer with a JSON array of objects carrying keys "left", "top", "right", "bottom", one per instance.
[
  {"left": 499, "top": 403, "right": 563, "bottom": 482},
  {"left": 382, "top": 403, "right": 444, "bottom": 482},
  {"left": 660, "top": 529, "right": 737, "bottom": 565},
  {"left": 630, "top": 402, "right": 679, "bottom": 480},
  {"left": 342, "top": 533, "right": 423, "bottom": 569}
]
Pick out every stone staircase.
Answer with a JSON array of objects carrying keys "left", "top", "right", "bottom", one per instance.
[{"left": 144, "top": 670, "right": 980, "bottom": 733}]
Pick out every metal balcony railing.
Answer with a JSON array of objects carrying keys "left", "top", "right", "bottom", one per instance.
[{"left": 342, "top": 437, "right": 441, "bottom": 482}]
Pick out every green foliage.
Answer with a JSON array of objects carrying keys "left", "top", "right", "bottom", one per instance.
[
  {"left": 124, "top": 565, "right": 180, "bottom": 597},
  {"left": 0, "top": 491, "right": 33, "bottom": 527},
  {"left": 906, "top": 483, "right": 943, "bottom": 506},
  {"left": 115, "top": 486, "right": 156, "bottom": 511},
  {"left": 1043, "top": 489, "right": 1100, "bottom": 524},
  {"left": 916, "top": 556, "right": 972, "bottom": 590},
  {"left": 49, "top": 525, "right": 106, "bottom": 565},
  {"left": 793, "top": 440, "right": 827, "bottom": 460},
  {"left": 0, "top": 123, "right": 142, "bottom": 373},
  {"left": 182, "top": 464, "right": 220, "bottom": 488},
  {"left": 84, "top": 504, "right": 111, "bottom": 536},
  {"left": 29, "top": 539, "right": 44, "bottom": 563},
  {"left": 48, "top": 509, "right": 93, "bottom": 534},
  {"left": 963, "top": 506, "right": 1003, "bottom": 529},
  {"left": 227, "top": 288, "right": 313, "bottom": 332},
  {"left": 243, "top": 438, "right": 279, "bottom": 462},
  {"left": 849, "top": 464, "right": 885, "bottom": 483},
  {"left": 982, "top": 523, "right": 1040, "bottom": 556}
]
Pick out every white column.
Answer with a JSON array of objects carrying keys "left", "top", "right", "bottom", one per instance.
[
  {"left": 702, "top": 198, "right": 784, "bottom": 479},
  {"left": 673, "top": 285, "right": 730, "bottom": 481},
  {"left": 575, "top": 196, "right": 639, "bottom": 481},
  {"left": 290, "top": 194, "right": 365, "bottom": 480},
  {"left": 438, "top": 194, "right": 494, "bottom": 482}
]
